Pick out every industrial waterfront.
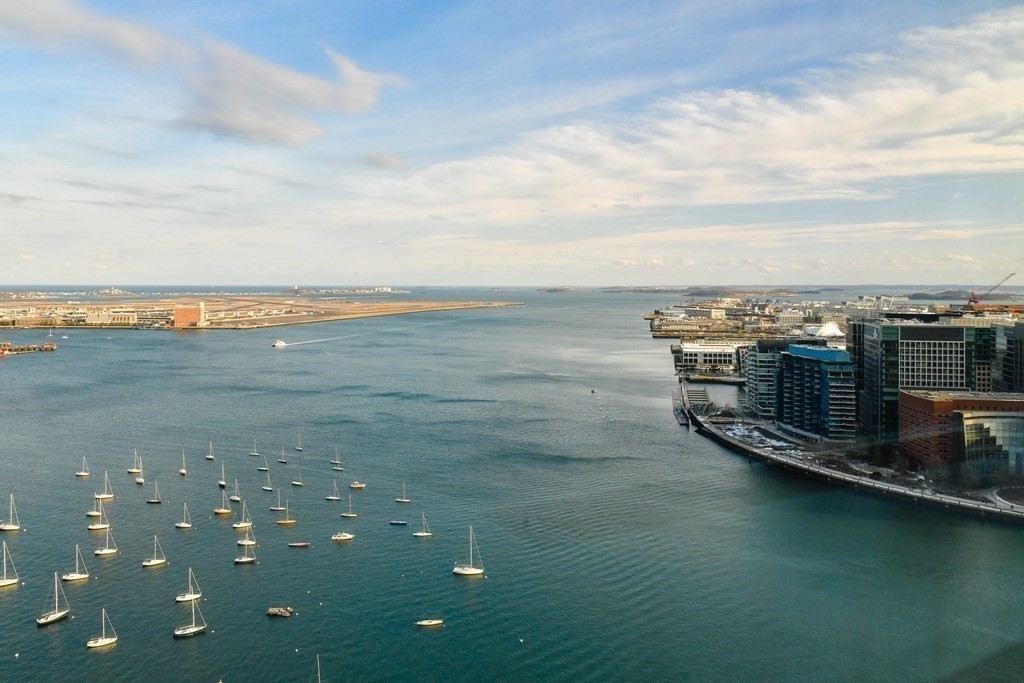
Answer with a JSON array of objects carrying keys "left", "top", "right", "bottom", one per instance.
[{"left": 3, "top": 287, "right": 1024, "bottom": 680}]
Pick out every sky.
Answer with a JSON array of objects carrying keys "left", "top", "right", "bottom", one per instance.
[{"left": 0, "top": 0, "right": 1022, "bottom": 287}]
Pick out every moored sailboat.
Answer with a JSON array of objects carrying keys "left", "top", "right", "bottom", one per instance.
[
  {"left": 218, "top": 461, "right": 226, "bottom": 488},
  {"left": 37, "top": 572, "right": 71, "bottom": 625},
  {"left": 277, "top": 447, "right": 288, "bottom": 464},
  {"left": 413, "top": 512, "right": 432, "bottom": 538},
  {"left": 396, "top": 481, "right": 411, "bottom": 504},
  {"left": 94, "top": 471, "right": 114, "bottom": 501},
  {"left": 269, "top": 489, "right": 285, "bottom": 512},
  {"left": 214, "top": 490, "right": 231, "bottom": 515},
  {"left": 173, "top": 597, "right": 207, "bottom": 637},
  {"left": 230, "top": 479, "right": 241, "bottom": 503},
  {"left": 291, "top": 465, "right": 303, "bottom": 487},
  {"left": 234, "top": 541, "right": 256, "bottom": 564},
  {"left": 0, "top": 494, "right": 20, "bottom": 532},
  {"left": 62, "top": 544, "right": 90, "bottom": 581},
  {"left": 295, "top": 434, "right": 303, "bottom": 452},
  {"left": 205, "top": 441, "right": 215, "bottom": 461},
  {"left": 175, "top": 567, "right": 202, "bottom": 602},
  {"left": 135, "top": 454, "right": 145, "bottom": 485},
  {"left": 94, "top": 527, "right": 117, "bottom": 556},
  {"left": 249, "top": 439, "right": 260, "bottom": 457},
  {"left": 452, "top": 526, "right": 484, "bottom": 576},
  {"left": 231, "top": 500, "right": 252, "bottom": 529},
  {"left": 179, "top": 449, "right": 188, "bottom": 476},
  {"left": 340, "top": 494, "right": 357, "bottom": 518},
  {"left": 262, "top": 470, "right": 274, "bottom": 492},
  {"left": 238, "top": 526, "right": 256, "bottom": 546},
  {"left": 87, "top": 501, "right": 110, "bottom": 531},
  {"left": 0, "top": 540, "right": 18, "bottom": 588},
  {"left": 127, "top": 448, "right": 141, "bottom": 474},
  {"left": 147, "top": 481, "right": 162, "bottom": 504},
  {"left": 325, "top": 480, "right": 341, "bottom": 501},
  {"left": 257, "top": 454, "right": 269, "bottom": 472},
  {"left": 142, "top": 535, "right": 167, "bottom": 567},
  {"left": 85, "top": 608, "right": 117, "bottom": 648},
  {"left": 276, "top": 500, "right": 296, "bottom": 526},
  {"left": 175, "top": 501, "right": 193, "bottom": 529},
  {"left": 75, "top": 456, "right": 90, "bottom": 478}
]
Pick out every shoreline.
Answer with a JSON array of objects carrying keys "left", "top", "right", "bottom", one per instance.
[{"left": 689, "top": 411, "right": 1024, "bottom": 525}]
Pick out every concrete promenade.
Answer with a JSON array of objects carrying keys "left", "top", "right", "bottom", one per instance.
[{"left": 690, "top": 411, "right": 1024, "bottom": 524}]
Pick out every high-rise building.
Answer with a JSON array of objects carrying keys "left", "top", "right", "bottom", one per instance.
[
  {"left": 855, "top": 321, "right": 995, "bottom": 445},
  {"left": 173, "top": 302, "right": 206, "bottom": 328},
  {"left": 776, "top": 345, "right": 856, "bottom": 443},
  {"left": 994, "top": 322, "right": 1024, "bottom": 393},
  {"left": 744, "top": 338, "right": 827, "bottom": 419}
]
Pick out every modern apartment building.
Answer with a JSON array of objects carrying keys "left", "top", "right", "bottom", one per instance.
[{"left": 776, "top": 345, "right": 856, "bottom": 443}]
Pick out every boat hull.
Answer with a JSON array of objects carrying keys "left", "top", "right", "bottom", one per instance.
[
  {"left": 173, "top": 625, "right": 206, "bottom": 638},
  {"left": 86, "top": 635, "right": 117, "bottom": 648},
  {"left": 452, "top": 564, "right": 484, "bottom": 576},
  {"left": 331, "top": 533, "right": 354, "bottom": 541},
  {"left": 61, "top": 573, "right": 89, "bottom": 582},
  {"left": 175, "top": 592, "right": 201, "bottom": 602},
  {"left": 142, "top": 559, "right": 166, "bottom": 567},
  {"left": 0, "top": 577, "right": 18, "bottom": 588},
  {"left": 37, "top": 609, "right": 70, "bottom": 626}
]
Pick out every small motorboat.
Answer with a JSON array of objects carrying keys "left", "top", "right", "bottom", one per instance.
[
  {"left": 288, "top": 542, "right": 310, "bottom": 548},
  {"left": 416, "top": 619, "right": 444, "bottom": 627}
]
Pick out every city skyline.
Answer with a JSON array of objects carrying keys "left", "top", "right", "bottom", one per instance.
[{"left": 1, "top": 1, "right": 1022, "bottom": 286}]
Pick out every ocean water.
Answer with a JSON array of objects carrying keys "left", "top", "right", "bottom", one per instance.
[{"left": 1, "top": 289, "right": 1024, "bottom": 681}]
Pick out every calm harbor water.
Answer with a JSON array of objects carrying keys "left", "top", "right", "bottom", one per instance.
[{"left": 2, "top": 288, "right": 1023, "bottom": 681}]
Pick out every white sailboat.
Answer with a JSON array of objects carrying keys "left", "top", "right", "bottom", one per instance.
[
  {"left": 175, "top": 501, "right": 193, "bottom": 529},
  {"left": 270, "top": 489, "right": 285, "bottom": 512},
  {"left": 295, "top": 434, "right": 303, "bottom": 452},
  {"left": 413, "top": 512, "right": 432, "bottom": 538},
  {"left": 147, "top": 481, "right": 162, "bottom": 504},
  {"left": 214, "top": 490, "right": 231, "bottom": 515},
  {"left": 452, "top": 526, "right": 484, "bottom": 576},
  {"left": 87, "top": 501, "right": 110, "bottom": 531},
  {"left": 277, "top": 447, "right": 288, "bottom": 464},
  {"left": 234, "top": 541, "right": 256, "bottom": 564},
  {"left": 142, "top": 535, "right": 167, "bottom": 567},
  {"left": 175, "top": 567, "right": 202, "bottom": 602},
  {"left": 325, "top": 480, "right": 341, "bottom": 501},
  {"left": 62, "top": 544, "right": 90, "bottom": 581},
  {"left": 238, "top": 526, "right": 256, "bottom": 546},
  {"left": 127, "top": 448, "right": 141, "bottom": 474},
  {"left": 36, "top": 572, "right": 71, "bottom": 625},
  {"left": 218, "top": 461, "right": 226, "bottom": 488},
  {"left": 396, "top": 481, "right": 411, "bottom": 504},
  {"left": 330, "top": 447, "right": 343, "bottom": 467},
  {"left": 230, "top": 479, "right": 241, "bottom": 503},
  {"left": 86, "top": 608, "right": 118, "bottom": 648},
  {"left": 95, "top": 527, "right": 117, "bottom": 556},
  {"left": 257, "top": 454, "right": 269, "bottom": 472},
  {"left": 0, "top": 540, "right": 18, "bottom": 588},
  {"left": 179, "top": 449, "right": 188, "bottom": 476},
  {"left": 205, "top": 441, "right": 215, "bottom": 461},
  {"left": 86, "top": 498, "right": 103, "bottom": 518},
  {"left": 231, "top": 500, "right": 252, "bottom": 529},
  {"left": 249, "top": 439, "right": 260, "bottom": 457},
  {"left": 94, "top": 471, "right": 114, "bottom": 501},
  {"left": 76, "top": 456, "right": 91, "bottom": 478},
  {"left": 262, "top": 470, "right": 274, "bottom": 492},
  {"left": 135, "top": 454, "right": 145, "bottom": 485},
  {"left": 291, "top": 465, "right": 303, "bottom": 487},
  {"left": 0, "top": 494, "right": 20, "bottom": 532},
  {"left": 173, "top": 597, "right": 207, "bottom": 637},
  {"left": 340, "top": 494, "right": 357, "bottom": 518},
  {"left": 276, "top": 500, "right": 296, "bottom": 526}
]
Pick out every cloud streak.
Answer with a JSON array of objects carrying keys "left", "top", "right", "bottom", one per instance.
[{"left": 0, "top": 0, "right": 403, "bottom": 145}]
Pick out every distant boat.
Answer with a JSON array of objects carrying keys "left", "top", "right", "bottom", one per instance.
[
  {"left": 205, "top": 441, "right": 215, "bottom": 461},
  {"left": 331, "top": 529, "right": 354, "bottom": 541},
  {"left": 135, "top": 455, "right": 145, "bottom": 485},
  {"left": 276, "top": 500, "right": 296, "bottom": 526},
  {"left": 86, "top": 498, "right": 103, "bottom": 518},
  {"left": 173, "top": 597, "right": 207, "bottom": 638},
  {"left": 142, "top": 535, "right": 167, "bottom": 567},
  {"left": 62, "top": 544, "right": 90, "bottom": 581},
  {"left": 340, "top": 494, "right": 357, "bottom": 518},
  {"left": 395, "top": 482, "right": 411, "bottom": 504},
  {"left": 269, "top": 489, "right": 285, "bottom": 512},
  {"left": 325, "top": 480, "right": 341, "bottom": 501},
  {"left": 214, "top": 490, "right": 231, "bottom": 515},
  {"left": 94, "top": 527, "right": 117, "bottom": 556},
  {"left": 349, "top": 481, "right": 365, "bottom": 490},
  {"left": 295, "top": 434, "right": 303, "bottom": 452},
  {"left": 218, "top": 461, "right": 226, "bottom": 488},
  {"left": 175, "top": 501, "right": 193, "bottom": 529},
  {"left": 87, "top": 501, "right": 110, "bottom": 531},
  {"left": 272, "top": 340, "right": 287, "bottom": 348},
  {"left": 413, "top": 512, "right": 432, "bottom": 538},
  {"left": 231, "top": 500, "right": 252, "bottom": 529},
  {"left": 0, "top": 540, "right": 19, "bottom": 588},
  {"left": 75, "top": 456, "right": 90, "bottom": 478},
  {"left": 86, "top": 608, "right": 118, "bottom": 649},
  {"left": 262, "top": 470, "right": 274, "bottom": 492},
  {"left": 330, "top": 447, "right": 343, "bottom": 467},
  {"left": 291, "top": 465, "right": 303, "bottom": 487},
  {"left": 452, "top": 526, "right": 484, "bottom": 576},
  {"left": 0, "top": 494, "right": 20, "bottom": 532},
  {"left": 389, "top": 520, "right": 407, "bottom": 526},
  {"left": 288, "top": 542, "right": 309, "bottom": 548},
  {"left": 230, "top": 479, "right": 241, "bottom": 503},
  {"left": 238, "top": 526, "right": 256, "bottom": 546},
  {"left": 416, "top": 619, "right": 444, "bottom": 627},
  {"left": 249, "top": 439, "right": 260, "bottom": 457},
  {"left": 175, "top": 567, "right": 202, "bottom": 602},
  {"left": 147, "top": 481, "right": 162, "bottom": 504},
  {"left": 277, "top": 447, "right": 288, "bottom": 464},
  {"left": 95, "top": 471, "right": 114, "bottom": 501},
  {"left": 257, "top": 454, "right": 269, "bottom": 472},
  {"left": 37, "top": 572, "right": 71, "bottom": 626},
  {"left": 179, "top": 449, "right": 188, "bottom": 476},
  {"left": 127, "top": 448, "right": 141, "bottom": 474},
  {"left": 234, "top": 541, "right": 256, "bottom": 564}
]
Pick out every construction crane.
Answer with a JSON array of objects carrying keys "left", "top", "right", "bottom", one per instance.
[{"left": 968, "top": 272, "right": 1015, "bottom": 306}]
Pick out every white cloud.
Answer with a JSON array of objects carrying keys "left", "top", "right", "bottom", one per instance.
[{"left": 0, "top": 0, "right": 402, "bottom": 145}]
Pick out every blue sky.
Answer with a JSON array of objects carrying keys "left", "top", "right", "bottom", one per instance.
[{"left": 1, "top": 0, "right": 1021, "bottom": 286}]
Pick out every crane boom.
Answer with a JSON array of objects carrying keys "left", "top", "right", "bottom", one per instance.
[{"left": 968, "top": 272, "right": 1015, "bottom": 305}]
